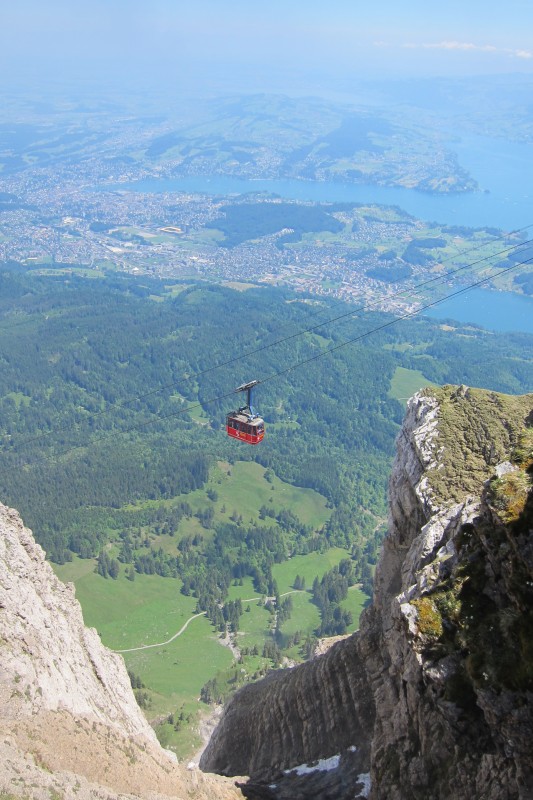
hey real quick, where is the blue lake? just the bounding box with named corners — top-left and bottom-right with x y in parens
top-left (106, 131), bottom-right (533, 334)
top-left (111, 133), bottom-right (533, 230)
top-left (425, 288), bottom-right (533, 334)
top-left (112, 173), bottom-right (533, 230)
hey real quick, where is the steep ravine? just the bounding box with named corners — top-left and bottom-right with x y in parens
top-left (0, 502), bottom-right (242, 800)
top-left (201, 632), bottom-right (374, 794)
top-left (201, 386), bottom-right (533, 799)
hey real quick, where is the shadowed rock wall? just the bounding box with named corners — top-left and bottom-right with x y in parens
top-left (201, 631), bottom-right (374, 782)
top-left (201, 387), bottom-right (533, 800)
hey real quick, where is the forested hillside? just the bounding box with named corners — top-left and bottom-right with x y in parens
top-left (1, 261), bottom-right (532, 753)
top-left (1, 261), bottom-right (532, 560)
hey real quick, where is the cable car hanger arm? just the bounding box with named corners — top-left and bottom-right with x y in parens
top-left (235, 379), bottom-right (261, 419)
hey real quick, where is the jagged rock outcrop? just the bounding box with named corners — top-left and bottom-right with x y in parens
top-left (201, 386), bottom-right (533, 799)
top-left (0, 502), bottom-right (242, 800)
top-left (364, 387), bottom-right (533, 800)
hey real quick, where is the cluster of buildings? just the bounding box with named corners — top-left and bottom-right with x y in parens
top-left (0, 151), bottom-right (439, 315)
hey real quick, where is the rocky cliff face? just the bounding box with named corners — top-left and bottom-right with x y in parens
top-left (201, 386), bottom-right (533, 800)
top-left (0, 502), bottom-right (242, 800)
top-left (200, 631), bottom-right (374, 796)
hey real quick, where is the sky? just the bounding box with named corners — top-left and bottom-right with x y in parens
top-left (2, 0), bottom-right (533, 95)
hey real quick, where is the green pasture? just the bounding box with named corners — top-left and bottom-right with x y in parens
top-left (226, 548), bottom-right (369, 642)
top-left (226, 576), bottom-right (257, 601)
top-left (271, 547), bottom-right (352, 591)
top-left (112, 457), bottom-right (330, 565)
top-left (123, 616), bottom-right (234, 756)
top-left (53, 560), bottom-right (234, 756)
top-left (144, 459), bottom-right (329, 552)
top-left (162, 283), bottom-right (194, 297)
top-left (221, 281), bottom-right (258, 291)
top-left (187, 228), bottom-right (225, 246)
top-left (53, 501), bottom-right (354, 758)
top-left (382, 342), bottom-right (414, 353)
top-left (53, 543), bottom-right (369, 758)
top-left (182, 460), bottom-right (329, 531)
top-left (341, 585), bottom-right (370, 628)
top-left (186, 401), bottom-right (210, 424)
top-left (226, 549), bottom-right (367, 643)
top-left (388, 366), bottom-right (434, 406)
top-left (235, 601), bottom-right (273, 652)
top-left (53, 562), bottom-right (198, 651)
top-left (278, 590), bottom-right (320, 640)
top-left (122, 615), bottom-right (233, 710)
top-left (54, 555), bottom-right (95, 582)
top-left (3, 391), bottom-right (31, 408)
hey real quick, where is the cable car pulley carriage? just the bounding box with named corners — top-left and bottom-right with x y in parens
top-left (226, 380), bottom-right (265, 445)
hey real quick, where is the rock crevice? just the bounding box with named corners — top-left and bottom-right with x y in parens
top-left (201, 387), bottom-right (533, 800)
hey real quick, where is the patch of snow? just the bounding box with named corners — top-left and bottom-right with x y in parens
top-left (348, 745), bottom-right (357, 752)
top-left (285, 754), bottom-right (340, 776)
top-left (356, 772), bottom-right (371, 798)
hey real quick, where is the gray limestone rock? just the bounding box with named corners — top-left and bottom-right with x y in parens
top-left (0, 502), bottom-right (242, 800)
top-left (201, 387), bottom-right (533, 800)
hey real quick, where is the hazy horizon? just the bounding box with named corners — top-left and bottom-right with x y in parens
top-left (2, 1), bottom-right (533, 99)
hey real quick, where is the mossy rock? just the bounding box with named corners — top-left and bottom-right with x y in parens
top-left (412, 596), bottom-right (443, 639)
top-left (420, 386), bottom-right (533, 505)
top-left (490, 470), bottom-right (531, 523)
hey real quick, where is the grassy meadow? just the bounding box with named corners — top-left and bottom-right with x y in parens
top-left (388, 365), bottom-right (435, 406)
top-left (53, 463), bottom-right (368, 759)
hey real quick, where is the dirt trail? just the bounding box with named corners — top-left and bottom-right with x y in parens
top-left (113, 590), bottom-right (305, 654)
top-left (114, 612), bottom-right (206, 653)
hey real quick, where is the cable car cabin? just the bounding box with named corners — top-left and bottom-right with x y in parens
top-left (226, 380), bottom-right (264, 444)
top-left (226, 411), bottom-right (265, 445)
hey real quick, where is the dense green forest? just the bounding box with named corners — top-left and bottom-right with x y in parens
top-left (206, 201), bottom-right (344, 247)
top-left (0, 261), bottom-right (532, 604)
top-left (1, 260), bottom-right (532, 753)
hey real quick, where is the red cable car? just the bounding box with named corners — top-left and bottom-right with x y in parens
top-left (226, 380), bottom-right (265, 445)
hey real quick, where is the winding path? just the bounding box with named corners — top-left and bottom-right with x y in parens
top-left (112, 589), bottom-right (305, 654)
top-left (114, 611), bottom-right (207, 653)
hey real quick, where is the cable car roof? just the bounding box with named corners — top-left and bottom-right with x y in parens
top-left (227, 411), bottom-right (264, 425)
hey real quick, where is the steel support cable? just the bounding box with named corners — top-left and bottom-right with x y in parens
top-left (3, 254), bottom-right (532, 475)
top-left (257, 256), bottom-right (533, 388)
top-left (8, 234), bottom-right (533, 452)
top-left (1, 220), bottom-right (532, 354)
